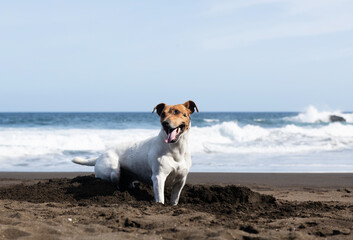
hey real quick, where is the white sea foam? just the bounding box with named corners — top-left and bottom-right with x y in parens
top-left (0, 128), bottom-right (157, 159)
top-left (254, 118), bottom-right (265, 122)
top-left (285, 105), bottom-right (353, 123)
top-left (0, 128), bottom-right (158, 171)
top-left (203, 118), bottom-right (219, 123)
top-left (1, 121), bottom-right (353, 171)
top-left (190, 121), bottom-right (353, 154)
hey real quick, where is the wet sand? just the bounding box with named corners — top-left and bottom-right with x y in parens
top-left (0, 172), bottom-right (352, 239)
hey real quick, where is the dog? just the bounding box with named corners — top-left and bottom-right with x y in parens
top-left (72, 100), bottom-right (198, 205)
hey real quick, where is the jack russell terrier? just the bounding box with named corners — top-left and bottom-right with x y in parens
top-left (72, 100), bottom-right (198, 205)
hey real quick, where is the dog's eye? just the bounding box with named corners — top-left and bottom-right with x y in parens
top-left (183, 114), bottom-right (187, 117)
top-left (174, 110), bottom-right (180, 115)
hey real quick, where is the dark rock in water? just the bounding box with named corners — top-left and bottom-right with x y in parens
top-left (329, 115), bottom-right (346, 122)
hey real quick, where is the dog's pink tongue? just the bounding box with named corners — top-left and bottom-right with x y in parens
top-left (165, 128), bottom-right (179, 143)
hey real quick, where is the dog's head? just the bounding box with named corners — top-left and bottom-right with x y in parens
top-left (152, 100), bottom-right (198, 144)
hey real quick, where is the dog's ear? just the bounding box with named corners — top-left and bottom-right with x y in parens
top-left (152, 103), bottom-right (166, 116)
top-left (184, 100), bottom-right (199, 114)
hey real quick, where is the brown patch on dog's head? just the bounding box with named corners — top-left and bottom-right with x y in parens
top-left (152, 100), bottom-right (199, 143)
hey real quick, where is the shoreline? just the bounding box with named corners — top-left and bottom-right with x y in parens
top-left (1, 172), bottom-right (353, 188)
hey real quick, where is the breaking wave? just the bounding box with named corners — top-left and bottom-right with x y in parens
top-left (1, 120), bottom-right (353, 171)
top-left (285, 106), bottom-right (353, 123)
top-left (191, 121), bottom-right (353, 154)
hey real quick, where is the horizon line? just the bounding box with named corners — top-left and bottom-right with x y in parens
top-left (0, 110), bottom-right (352, 113)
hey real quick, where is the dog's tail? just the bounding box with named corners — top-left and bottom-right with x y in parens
top-left (72, 156), bottom-right (99, 166)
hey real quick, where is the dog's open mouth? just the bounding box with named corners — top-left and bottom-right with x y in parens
top-left (164, 124), bottom-right (185, 143)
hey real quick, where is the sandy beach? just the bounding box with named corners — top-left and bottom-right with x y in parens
top-left (0, 172), bottom-right (352, 240)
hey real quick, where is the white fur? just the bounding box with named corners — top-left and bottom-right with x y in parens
top-left (72, 126), bottom-right (192, 205)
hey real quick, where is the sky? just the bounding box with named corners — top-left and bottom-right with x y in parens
top-left (1, 0), bottom-right (353, 112)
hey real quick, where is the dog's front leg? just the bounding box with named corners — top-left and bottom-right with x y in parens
top-left (170, 176), bottom-right (187, 205)
top-left (151, 173), bottom-right (168, 204)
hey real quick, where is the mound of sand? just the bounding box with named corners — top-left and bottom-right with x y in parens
top-left (0, 175), bottom-right (275, 205)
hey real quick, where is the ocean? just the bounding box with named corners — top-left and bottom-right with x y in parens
top-left (1, 106), bottom-right (352, 172)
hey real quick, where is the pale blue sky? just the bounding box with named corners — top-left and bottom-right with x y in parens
top-left (1, 0), bottom-right (353, 112)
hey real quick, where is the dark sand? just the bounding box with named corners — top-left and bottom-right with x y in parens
top-left (0, 172), bottom-right (352, 239)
